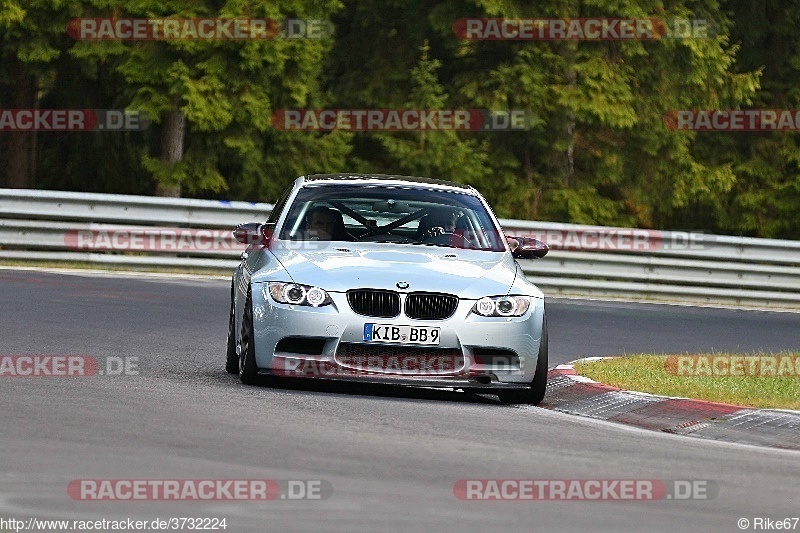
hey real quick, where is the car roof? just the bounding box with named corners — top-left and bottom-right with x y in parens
top-left (299, 173), bottom-right (476, 193)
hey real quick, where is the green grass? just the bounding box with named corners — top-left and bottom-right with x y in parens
top-left (574, 353), bottom-right (800, 410)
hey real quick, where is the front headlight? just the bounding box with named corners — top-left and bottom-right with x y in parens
top-left (472, 296), bottom-right (530, 317)
top-left (266, 282), bottom-right (332, 307)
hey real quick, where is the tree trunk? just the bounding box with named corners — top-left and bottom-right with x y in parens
top-left (564, 69), bottom-right (576, 188)
top-left (154, 108), bottom-right (185, 197)
top-left (4, 60), bottom-right (36, 188)
top-left (524, 148), bottom-right (540, 219)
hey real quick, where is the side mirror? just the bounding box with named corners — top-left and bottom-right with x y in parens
top-left (506, 235), bottom-right (549, 259)
top-left (233, 222), bottom-right (275, 246)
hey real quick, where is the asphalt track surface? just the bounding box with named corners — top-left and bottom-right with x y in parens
top-left (1, 268), bottom-right (798, 532)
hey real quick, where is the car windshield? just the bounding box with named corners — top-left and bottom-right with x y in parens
top-left (278, 183), bottom-right (506, 251)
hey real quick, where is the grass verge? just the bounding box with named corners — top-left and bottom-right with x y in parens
top-left (573, 353), bottom-right (800, 410)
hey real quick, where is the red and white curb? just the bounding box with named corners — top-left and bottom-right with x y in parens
top-left (540, 358), bottom-right (800, 451)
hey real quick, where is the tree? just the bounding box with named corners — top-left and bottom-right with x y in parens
top-left (0, 0), bottom-right (82, 188)
top-left (706, 0), bottom-right (800, 238)
top-left (72, 0), bottom-right (345, 197)
top-left (365, 41), bottom-right (493, 185)
top-left (440, 0), bottom-right (760, 226)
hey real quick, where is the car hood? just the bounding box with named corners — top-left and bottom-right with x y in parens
top-left (258, 242), bottom-right (523, 299)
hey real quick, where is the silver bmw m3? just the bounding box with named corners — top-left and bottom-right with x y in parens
top-left (226, 174), bottom-right (550, 404)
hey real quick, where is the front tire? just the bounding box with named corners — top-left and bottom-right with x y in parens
top-left (498, 315), bottom-right (548, 405)
top-left (239, 287), bottom-right (260, 385)
top-left (225, 281), bottom-right (239, 375)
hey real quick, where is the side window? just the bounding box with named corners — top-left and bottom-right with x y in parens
top-left (266, 187), bottom-right (292, 224)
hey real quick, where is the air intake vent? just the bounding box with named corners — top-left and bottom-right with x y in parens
top-left (405, 292), bottom-right (459, 320)
top-left (336, 343), bottom-right (464, 374)
top-left (347, 289), bottom-right (400, 318)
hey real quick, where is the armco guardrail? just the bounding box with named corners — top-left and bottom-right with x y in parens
top-left (1, 188), bottom-right (799, 309)
top-left (497, 219), bottom-right (800, 308)
top-left (0, 188), bottom-right (272, 227)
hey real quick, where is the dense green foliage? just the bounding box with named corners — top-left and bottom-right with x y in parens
top-left (1, 0), bottom-right (797, 237)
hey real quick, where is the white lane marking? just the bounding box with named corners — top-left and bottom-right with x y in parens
top-left (546, 295), bottom-right (800, 314)
top-left (0, 265), bottom-right (228, 281)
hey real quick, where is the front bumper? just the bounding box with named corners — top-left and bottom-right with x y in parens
top-left (249, 283), bottom-right (545, 387)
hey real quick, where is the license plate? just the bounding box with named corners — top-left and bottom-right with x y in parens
top-left (363, 324), bottom-right (440, 345)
